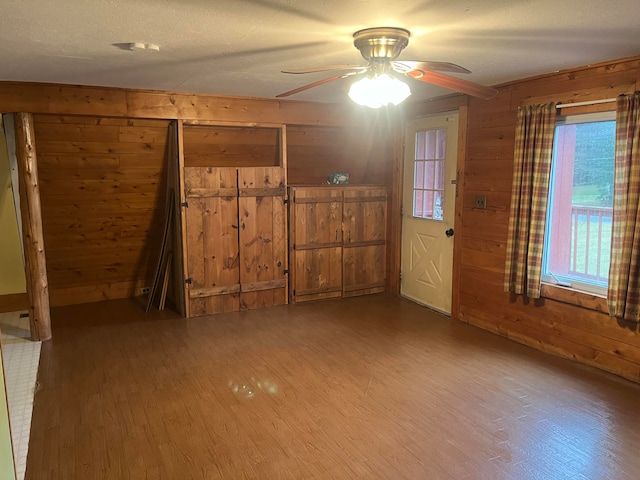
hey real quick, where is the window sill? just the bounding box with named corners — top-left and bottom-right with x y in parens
top-left (540, 283), bottom-right (609, 314)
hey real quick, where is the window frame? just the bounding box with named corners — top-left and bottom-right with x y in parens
top-left (541, 110), bottom-right (616, 298)
top-left (411, 127), bottom-right (447, 221)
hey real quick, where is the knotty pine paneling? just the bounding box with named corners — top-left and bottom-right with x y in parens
top-left (33, 115), bottom-right (170, 306)
top-left (287, 115), bottom-right (394, 186)
top-left (183, 125), bottom-right (280, 168)
top-left (0, 82), bottom-right (339, 125)
top-left (0, 80), bottom-right (398, 192)
top-left (0, 82), bottom-right (399, 309)
top-left (455, 56), bottom-right (640, 383)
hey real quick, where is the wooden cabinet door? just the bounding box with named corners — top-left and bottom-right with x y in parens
top-left (184, 167), bottom-right (240, 316)
top-left (342, 188), bottom-right (387, 297)
top-left (290, 187), bottom-right (343, 302)
top-left (238, 167), bottom-right (287, 310)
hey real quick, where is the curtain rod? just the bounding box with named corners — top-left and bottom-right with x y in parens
top-left (556, 98), bottom-right (617, 109)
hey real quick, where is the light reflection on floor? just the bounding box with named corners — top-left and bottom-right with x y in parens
top-left (229, 377), bottom-right (279, 399)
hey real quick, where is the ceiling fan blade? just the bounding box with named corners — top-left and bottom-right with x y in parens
top-left (282, 64), bottom-right (367, 74)
top-left (392, 61), bottom-right (471, 75)
top-left (406, 69), bottom-right (498, 99)
top-left (276, 71), bottom-right (361, 98)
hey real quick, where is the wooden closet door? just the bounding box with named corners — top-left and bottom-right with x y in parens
top-left (237, 167), bottom-right (287, 310)
top-left (184, 167), bottom-right (240, 316)
top-left (290, 187), bottom-right (343, 303)
top-left (342, 188), bottom-right (387, 297)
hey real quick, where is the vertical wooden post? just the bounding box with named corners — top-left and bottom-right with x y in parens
top-left (452, 104), bottom-right (469, 322)
top-left (14, 112), bottom-right (52, 341)
top-left (388, 110), bottom-right (404, 295)
top-left (176, 119), bottom-right (191, 318)
top-left (280, 124), bottom-right (289, 304)
top-left (167, 121), bottom-right (187, 317)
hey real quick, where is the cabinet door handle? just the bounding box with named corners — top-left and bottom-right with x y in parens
top-left (348, 230), bottom-right (351, 242)
top-left (335, 229), bottom-right (338, 241)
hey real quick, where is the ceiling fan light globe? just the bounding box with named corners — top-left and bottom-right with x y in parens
top-left (348, 74), bottom-right (411, 108)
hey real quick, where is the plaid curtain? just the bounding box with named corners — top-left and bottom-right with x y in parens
top-left (504, 103), bottom-right (556, 298)
top-left (608, 92), bottom-right (640, 322)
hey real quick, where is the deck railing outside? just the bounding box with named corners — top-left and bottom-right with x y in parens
top-left (569, 205), bottom-right (612, 283)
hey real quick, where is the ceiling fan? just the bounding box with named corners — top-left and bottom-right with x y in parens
top-left (276, 27), bottom-right (498, 105)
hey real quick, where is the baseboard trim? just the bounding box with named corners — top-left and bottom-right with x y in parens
top-left (0, 292), bottom-right (28, 313)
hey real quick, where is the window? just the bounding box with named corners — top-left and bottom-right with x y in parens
top-left (412, 128), bottom-right (446, 220)
top-left (542, 111), bottom-right (616, 295)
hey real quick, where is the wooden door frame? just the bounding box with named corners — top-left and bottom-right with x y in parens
top-left (452, 106), bottom-right (468, 322)
top-left (393, 96), bottom-right (469, 321)
top-left (280, 125), bottom-right (289, 304)
top-left (176, 119), bottom-right (189, 317)
top-left (178, 120), bottom-right (289, 317)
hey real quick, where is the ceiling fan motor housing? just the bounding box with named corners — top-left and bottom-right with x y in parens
top-left (353, 27), bottom-right (410, 61)
top-left (277, 26), bottom-right (498, 101)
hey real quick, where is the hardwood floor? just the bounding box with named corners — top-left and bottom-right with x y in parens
top-left (26, 295), bottom-right (640, 479)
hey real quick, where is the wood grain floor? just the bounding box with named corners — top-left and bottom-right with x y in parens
top-left (26, 295), bottom-right (640, 479)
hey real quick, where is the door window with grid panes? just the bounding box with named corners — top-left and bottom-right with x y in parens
top-left (412, 128), bottom-right (446, 220)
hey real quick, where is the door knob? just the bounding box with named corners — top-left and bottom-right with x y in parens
top-left (445, 228), bottom-right (454, 237)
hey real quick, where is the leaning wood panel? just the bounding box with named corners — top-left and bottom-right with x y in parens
top-left (166, 121), bottom-right (186, 316)
top-left (238, 167), bottom-right (287, 310)
top-left (14, 113), bottom-right (51, 340)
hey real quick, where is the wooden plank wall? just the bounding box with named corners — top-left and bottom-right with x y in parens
top-left (33, 115), bottom-right (170, 306)
top-left (183, 125), bottom-right (280, 168)
top-left (0, 83), bottom-right (355, 126)
top-left (0, 83), bottom-right (399, 307)
top-left (288, 111), bottom-right (394, 186)
top-left (456, 56), bottom-right (640, 382)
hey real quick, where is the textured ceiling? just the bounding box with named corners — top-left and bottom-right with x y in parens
top-left (0, 0), bottom-right (638, 104)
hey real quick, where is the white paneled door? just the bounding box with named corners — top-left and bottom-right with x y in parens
top-left (401, 113), bottom-right (458, 314)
